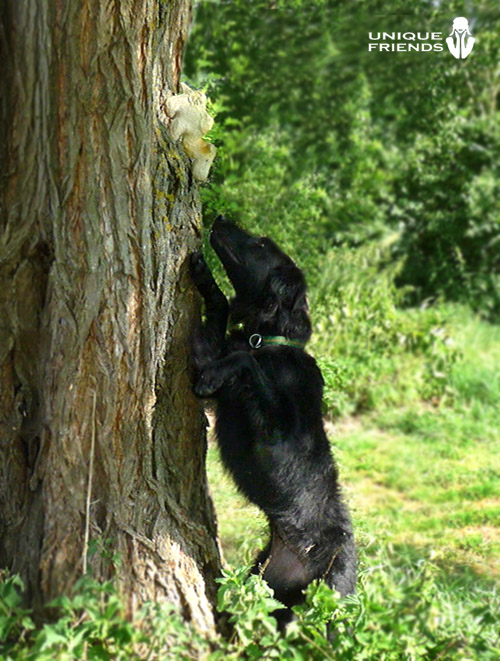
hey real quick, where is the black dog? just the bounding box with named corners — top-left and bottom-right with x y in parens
top-left (190, 217), bottom-right (356, 624)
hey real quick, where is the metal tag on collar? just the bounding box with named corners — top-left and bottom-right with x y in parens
top-left (248, 333), bottom-right (263, 349)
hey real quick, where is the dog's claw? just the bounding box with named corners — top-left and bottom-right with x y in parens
top-left (190, 251), bottom-right (213, 287)
top-left (190, 251), bottom-right (206, 275)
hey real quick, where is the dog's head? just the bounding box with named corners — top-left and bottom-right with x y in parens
top-left (210, 216), bottom-right (311, 341)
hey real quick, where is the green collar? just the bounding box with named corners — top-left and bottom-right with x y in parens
top-left (248, 333), bottom-right (307, 350)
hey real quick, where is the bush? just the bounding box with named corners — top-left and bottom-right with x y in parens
top-left (310, 241), bottom-right (459, 416)
top-left (0, 572), bottom-right (210, 660)
top-left (392, 117), bottom-right (500, 320)
top-left (4, 560), bottom-right (498, 660)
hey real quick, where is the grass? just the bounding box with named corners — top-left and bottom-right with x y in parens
top-left (206, 306), bottom-right (500, 657)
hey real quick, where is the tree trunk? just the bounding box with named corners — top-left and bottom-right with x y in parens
top-left (0, 0), bottom-right (220, 632)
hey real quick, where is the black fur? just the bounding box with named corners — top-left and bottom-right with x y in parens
top-left (190, 216), bottom-right (356, 624)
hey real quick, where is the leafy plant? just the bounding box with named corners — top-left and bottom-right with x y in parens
top-left (0, 573), bottom-right (210, 660)
top-left (311, 241), bottom-right (459, 415)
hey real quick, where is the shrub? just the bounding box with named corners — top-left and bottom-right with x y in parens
top-left (310, 241), bottom-right (459, 416)
top-left (392, 116), bottom-right (500, 320)
top-left (0, 572), bottom-right (210, 660)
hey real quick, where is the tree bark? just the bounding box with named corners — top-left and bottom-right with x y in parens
top-left (0, 0), bottom-right (220, 632)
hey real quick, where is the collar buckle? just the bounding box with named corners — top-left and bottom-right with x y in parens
top-left (248, 333), bottom-right (263, 349)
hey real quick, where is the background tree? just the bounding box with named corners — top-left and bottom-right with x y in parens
top-left (0, 0), bottom-right (220, 631)
top-left (186, 0), bottom-right (500, 318)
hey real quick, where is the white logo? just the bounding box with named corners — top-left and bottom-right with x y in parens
top-left (446, 17), bottom-right (475, 59)
top-left (367, 32), bottom-right (443, 53)
top-left (367, 17), bottom-right (476, 58)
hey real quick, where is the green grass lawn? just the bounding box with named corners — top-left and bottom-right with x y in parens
top-left (207, 309), bottom-right (500, 658)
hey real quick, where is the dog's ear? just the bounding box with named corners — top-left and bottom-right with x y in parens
top-left (268, 265), bottom-right (307, 311)
top-left (268, 265), bottom-right (311, 339)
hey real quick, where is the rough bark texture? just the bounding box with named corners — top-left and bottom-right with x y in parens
top-left (0, 0), bottom-right (220, 632)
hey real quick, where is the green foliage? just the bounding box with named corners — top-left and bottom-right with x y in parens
top-left (212, 560), bottom-right (500, 659)
top-left (392, 116), bottom-right (500, 318)
top-left (200, 123), bottom-right (330, 281)
top-left (214, 561), bottom-right (499, 658)
top-left (215, 567), bottom-right (286, 658)
top-left (0, 573), bottom-right (210, 660)
top-left (185, 0), bottom-right (499, 419)
top-left (311, 240), bottom-right (459, 415)
top-left (186, 0), bottom-right (500, 319)
top-left (0, 574), bottom-right (34, 652)
top-left (4, 560), bottom-right (498, 659)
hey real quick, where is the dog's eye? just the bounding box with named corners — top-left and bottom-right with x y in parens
top-left (255, 239), bottom-right (266, 248)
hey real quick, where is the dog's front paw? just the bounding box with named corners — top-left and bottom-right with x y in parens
top-left (190, 252), bottom-right (211, 289)
top-left (194, 367), bottom-right (224, 397)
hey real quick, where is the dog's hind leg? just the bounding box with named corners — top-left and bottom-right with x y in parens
top-left (250, 534), bottom-right (311, 632)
